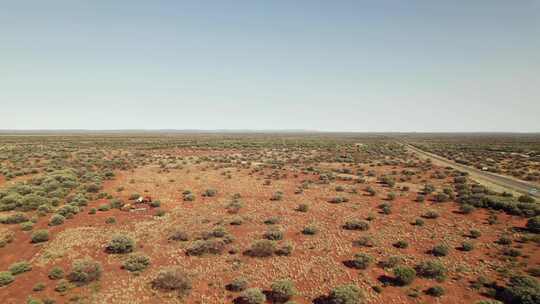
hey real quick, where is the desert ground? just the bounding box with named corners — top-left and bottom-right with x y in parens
top-left (0, 133), bottom-right (538, 304)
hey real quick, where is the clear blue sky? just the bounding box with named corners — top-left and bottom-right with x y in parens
top-left (1, 1), bottom-right (539, 131)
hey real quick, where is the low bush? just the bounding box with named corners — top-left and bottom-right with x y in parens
top-left (501, 275), bottom-right (540, 304)
top-left (353, 236), bottom-right (374, 247)
top-left (263, 228), bottom-right (284, 240)
top-left (239, 288), bottom-right (266, 304)
top-left (343, 220), bottom-right (369, 231)
top-left (275, 242), bottom-right (293, 256)
top-left (9, 261), bottom-right (32, 275)
top-left (151, 268), bottom-right (192, 296)
top-left (426, 286), bottom-right (445, 297)
top-left (169, 230), bottom-right (189, 241)
top-left (246, 240), bottom-right (276, 257)
top-left (227, 277), bottom-right (248, 292)
top-left (328, 284), bottom-right (363, 304)
top-left (105, 235), bottom-right (135, 254)
top-left (31, 230), bottom-right (49, 243)
top-left (393, 266), bottom-right (416, 286)
top-left (48, 267), bottom-right (64, 280)
top-left (122, 254), bottom-right (150, 272)
top-left (186, 239), bottom-right (225, 256)
top-left (48, 214), bottom-right (65, 226)
top-left (302, 225), bottom-right (318, 235)
top-left (461, 242), bottom-right (474, 252)
top-left (67, 258), bottom-right (102, 285)
top-left (431, 244), bottom-right (449, 257)
top-left (394, 240), bottom-right (409, 249)
top-left (526, 216), bottom-right (540, 233)
top-left (270, 279), bottom-right (296, 302)
top-left (0, 271), bottom-right (14, 287)
top-left (296, 203), bottom-right (309, 212)
top-left (416, 260), bottom-right (447, 281)
top-left (349, 253), bottom-right (373, 270)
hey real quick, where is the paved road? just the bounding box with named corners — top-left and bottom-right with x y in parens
top-left (403, 143), bottom-right (539, 198)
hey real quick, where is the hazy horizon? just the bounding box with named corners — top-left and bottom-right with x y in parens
top-left (2, 1), bottom-right (539, 132)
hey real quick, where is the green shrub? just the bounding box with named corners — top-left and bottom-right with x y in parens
top-left (227, 277), bottom-right (248, 292)
top-left (151, 268), bottom-right (192, 296)
top-left (461, 242), bottom-right (474, 251)
top-left (296, 204), bottom-right (309, 212)
top-left (0, 271), bottom-right (14, 287)
top-left (9, 261), bottom-right (32, 275)
top-left (239, 288), bottom-right (266, 304)
top-left (423, 210), bottom-right (439, 219)
top-left (32, 282), bottom-right (46, 292)
top-left (470, 229), bottom-right (482, 239)
top-left (432, 244), bottom-right (449, 257)
top-left (416, 260), bottom-right (447, 281)
top-left (31, 230), bottom-right (49, 243)
top-left (48, 267), bottom-right (64, 280)
top-left (413, 218), bottom-right (425, 226)
top-left (460, 204), bottom-right (475, 214)
top-left (349, 253), bottom-right (372, 270)
top-left (1, 213), bottom-right (29, 224)
top-left (393, 266), bottom-right (416, 286)
top-left (105, 235), bottom-right (135, 254)
top-left (246, 240), bottom-right (275, 257)
top-left (343, 220), bottom-right (369, 231)
top-left (67, 258), bottom-right (102, 285)
top-left (122, 254), bottom-right (150, 272)
top-left (264, 216), bottom-right (281, 225)
top-left (426, 286), bottom-right (445, 297)
top-left (302, 225), bottom-right (318, 235)
top-left (394, 240), bottom-right (408, 249)
top-left (202, 189), bottom-right (218, 197)
top-left (169, 230), bottom-right (189, 241)
top-left (328, 284), bottom-right (363, 304)
top-left (54, 279), bottom-right (70, 292)
top-left (353, 236), bottom-right (374, 248)
top-left (526, 216), bottom-right (540, 233)
top-left (263, 228), bottom-right (284, 240)
top-left (275, 242), bottom-right (293, 256)
top-left (501, 275), bottom-right (540, 304)
top-left (186, 239), bottom-right (224, 256)
top-left (270, 279), bottom-right (296, 302)
top-left (20, 221), bottom-right (34, 231)
top-left (48, 214), bottom-right (65, 226)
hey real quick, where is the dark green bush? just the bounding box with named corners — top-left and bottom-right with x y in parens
top-left (393, 266), bottom-right (416, 286)
top-left (48, 267), bottom-right (64, 280)
top-left (246, 240), bottom-right (276, 257)
top-left (526, 216), bottom-right (540, 233)
top-left (270, 279), bottom-right (296, 302)
top-left (343, 220), bottom-right (369, 231)
top-left (151, 268), bottom-right (192, 296)
top-left (501, 275), bottom-right (540, 304)
top-left (328, 284), bottom-right (363, 304)
top-left (0, 271), bottom-right (14, 287)
top-left (416, 260), bottom-right (447, 281)
top-left (426, 286), bottom-right (445, 297)
top-left (31, 230), bottom-right (49, 243)
top-left (239, 288), bottom-right (266, 304)
top-left (349, 253), bottom-right (373, 270)
top-left (67, 258), bottom-right (102, 285)
top-left (9, 261), bottom-right (32, 275)
top-left (122, 254), bottom-right (150, 272)
top-left (432, 244), bottom-right (449, 257)
top-left (105, 235), bottom-right (135, 254)
top-left (186, 239), bottom-right (225, 256)
top-left (227, 277), bottom-right (248, 292)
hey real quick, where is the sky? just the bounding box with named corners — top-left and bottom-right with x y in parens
top-left (1, 1), bottom-right (539, 132)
